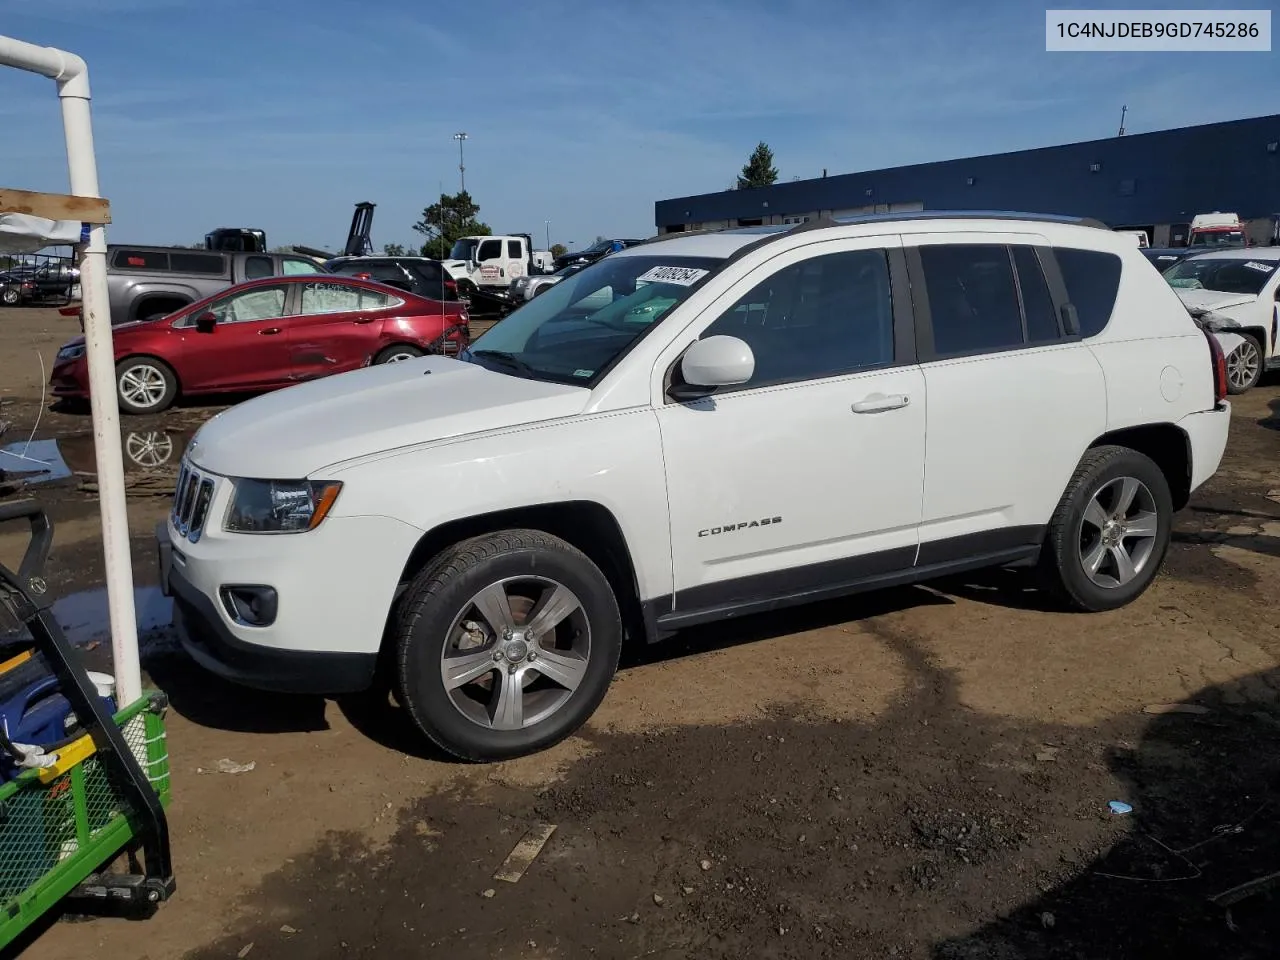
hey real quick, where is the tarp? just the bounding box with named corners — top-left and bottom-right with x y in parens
top-left (0, 213), bottom-right (82, 254)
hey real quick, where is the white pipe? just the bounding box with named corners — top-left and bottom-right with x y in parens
top-left (0, 35), bottom-right (142, 706)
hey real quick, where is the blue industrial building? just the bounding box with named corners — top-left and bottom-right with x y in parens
top-left (654, 114), bottom-right (1280, 247)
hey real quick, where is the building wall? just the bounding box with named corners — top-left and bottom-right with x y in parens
top-left (655, 114), bottom-right (1280, 237)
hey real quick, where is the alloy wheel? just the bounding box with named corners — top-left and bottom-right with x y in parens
top-left (1226, 339), bottom-right (1261, 392)
top-left (1077, 476), bottom-right (1159, 588)
top-left (118, 363), bottom-right (168, 410)
top-left (440, 576), bottom-right (591, 731)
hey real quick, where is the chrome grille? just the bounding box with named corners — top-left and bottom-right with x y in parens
top-left (171, 462), bottom-right (216, 542)
top-left (188, 479), bottom-right (214, 541)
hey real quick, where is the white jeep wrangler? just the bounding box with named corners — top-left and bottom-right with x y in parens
top-left (159, 213), bottom-right (1232, 761)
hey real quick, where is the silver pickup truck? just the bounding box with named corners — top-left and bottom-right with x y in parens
top-left (106, 246), bottom-right (324, 324)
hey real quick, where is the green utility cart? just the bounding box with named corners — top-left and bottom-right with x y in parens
top-left (0, 499), bottom-right (175, 951)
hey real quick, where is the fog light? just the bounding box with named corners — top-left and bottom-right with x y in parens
top-left (219, 585), bottom-right (278, 627)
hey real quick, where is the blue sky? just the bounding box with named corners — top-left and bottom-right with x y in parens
top-left (3, 0), bottom-right (1278, 252)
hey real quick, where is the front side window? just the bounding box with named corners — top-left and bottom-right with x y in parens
top-left (208, 285), bottom-right (288, 324)
top-left (920, 244), bottom-right (1023, 355)
top-left (244, 255), bottom-right (273, 280)
top-left (1165, 256), bottom-right (1276, 296)
top-left (701, 249), bottom-right (894, 390)
top-left (477, 239), bottom-right (502, 262)
top-left (462, 255), bottom-right (721, 386)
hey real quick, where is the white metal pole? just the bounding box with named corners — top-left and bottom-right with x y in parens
top-left (0, 36), bottom-right (142, 705)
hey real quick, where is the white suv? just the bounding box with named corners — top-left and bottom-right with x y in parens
top-left (158, 213), bottom-right (1232, 761)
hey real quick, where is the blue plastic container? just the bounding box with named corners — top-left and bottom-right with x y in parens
top-left (0, 659), bottom-right (116, 782)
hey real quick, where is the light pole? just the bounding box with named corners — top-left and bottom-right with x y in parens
top-left (453, 132), bottom-right (468, 193)
top-left (544, 220), bottom-right (551, 250)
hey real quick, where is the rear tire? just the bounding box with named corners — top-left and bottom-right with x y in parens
top-left (115, 357), bottom-right (177, 415)
top-left (1225, 334), bottom-right (1263, 394)
top-left (1, 287), bottom-right (20, 306)
top-left (393, 529), bottom-right (622, 762)
top-left (1038, 445), bottom-right (1172, 612)
top-left (374, 344), bottom-right (424, 364)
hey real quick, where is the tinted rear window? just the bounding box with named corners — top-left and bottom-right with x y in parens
top-left (112, 249), bottom-right (169, 270)
top-left (169, 252), bottom-right (226, 274)
top-left (1055, 248), bottom-right (1122, 337)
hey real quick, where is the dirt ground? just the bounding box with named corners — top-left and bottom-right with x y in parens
top-left (2, 306), bottom-right (1279, 960)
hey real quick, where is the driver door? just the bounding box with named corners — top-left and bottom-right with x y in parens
top-left (653, 238), bottom-right (927, 619)
top-left (179, 283), bottom-right (294, 391)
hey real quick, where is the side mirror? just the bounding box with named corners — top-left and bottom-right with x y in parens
top-left (195, 311), bottom-right (217, 333)
top-left (670, 335), bottom-right (755, 400)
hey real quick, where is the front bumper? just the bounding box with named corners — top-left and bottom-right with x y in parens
top-left (49, 358), bottom-right (88, 397)
top-left (155, 504), bottom-right (416, 694)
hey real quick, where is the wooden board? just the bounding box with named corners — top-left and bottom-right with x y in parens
top-left (0, 187), bottom-right (111, 224)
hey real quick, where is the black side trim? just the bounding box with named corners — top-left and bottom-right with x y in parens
top-left (887, 246), bottom-right (917, 365)
top-left (166, 561), bottom-right (376, 695)
top-left (916, 524), bottom-right (1045, 566)
top-left (650, 526), bottom-right (1044, 633)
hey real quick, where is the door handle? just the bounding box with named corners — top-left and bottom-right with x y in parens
top-left (851, 393), bottom-right (910, 414)
top-left (353, 317), bottom-right (375, 324)
top-left (259, 327), bottom-right (282, 336)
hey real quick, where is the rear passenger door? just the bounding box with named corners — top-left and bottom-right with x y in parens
top-left (903, 234), bottom-right (1107, 561)
top-left (288, 280), bottom-right (400, 379)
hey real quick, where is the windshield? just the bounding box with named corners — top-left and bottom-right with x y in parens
top-left (1165, 257), bottom-right (1277, 295)
top-left (449, 239), bottom-right (480, 261)
top-left (461, 254), bottom-right (721, 385)
top-left (1190, 230), bottom-right (1245, 247)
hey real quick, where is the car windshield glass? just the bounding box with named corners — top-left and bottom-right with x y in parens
top-left (1165, 257), bottom-right (1277, 295)
top-left (449, 239), bottom-right (480, 260)
top-left (460, 255), bottom-right (722, 386)
top-left (1190, 230), bottom-right (1245, 247)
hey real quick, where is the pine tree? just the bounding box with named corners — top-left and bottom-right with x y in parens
top-left (736, 142), bottom-right (779, 190)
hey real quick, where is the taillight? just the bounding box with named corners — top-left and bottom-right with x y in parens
top-left (1204, 328), bottom-right (1227, 404)
top-left (59, 305), bottom-right (81, 317)
top-left (444, 279), bottom-right (457, 292)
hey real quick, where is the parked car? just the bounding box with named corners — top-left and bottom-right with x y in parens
top-left (323, 256), bottom-right (462, 301)
top-left (101, 246), bottom-right (326, 325)
top-left (509, 261), bottom-right (589, 302)
top-left (0, 262), bottom-right (77, 305)
top-left (51, 274), bottom-right (469, 414)
top-left (1142, 247), bottom-right (1196, 271)
top-left (156, 212), bottom-right (1229, 762)
top-left (552, 237), bottom-right (643, 271)
top-left (1164, 248), bottom-right (1280, 393)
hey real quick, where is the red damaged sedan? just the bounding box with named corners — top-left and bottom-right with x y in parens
top-left (51, 275), bottom-right (469, 414)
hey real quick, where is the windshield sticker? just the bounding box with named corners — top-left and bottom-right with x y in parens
top-left (635, 265), bottom-right (710, 287)
top-left (1243, 261), bottom-right (1275, 273)
top-left (572, 369), bottom-right (594, 378)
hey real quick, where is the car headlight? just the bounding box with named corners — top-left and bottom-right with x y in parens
top-left (56, 343), bottom-right (85, 361)
top-left (224, 479), bottom-right (342, 534)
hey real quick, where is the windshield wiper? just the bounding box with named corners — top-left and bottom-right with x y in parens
top-left (469, 349), bottom-right (539, 378)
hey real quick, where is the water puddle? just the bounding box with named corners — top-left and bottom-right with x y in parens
top-left (50, 585), bottom-right (175, 652)
top-left (0, 428), bottom-right (192, 493)
top-left (0, 438), bottom-right (73, 485)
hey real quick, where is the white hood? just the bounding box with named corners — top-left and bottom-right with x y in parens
top-left (187, 357), bottom-right (589, 478)
top-left (1174, 289), bottom-right (1258, 313)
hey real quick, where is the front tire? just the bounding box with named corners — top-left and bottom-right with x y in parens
top-left (1038, 445), bottom-right (1172, 612)
top-left (1225, 334), bottom-right (1263, 394)
top-left (1, 287), bottom-right (20, 306)
top-left (393, 530), bottom-right (621, 762)
top-left (115, 357), bottom-right (177, 414)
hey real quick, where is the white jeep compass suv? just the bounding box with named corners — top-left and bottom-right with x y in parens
top-left (158, 213), bottom-right (1232, 761)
